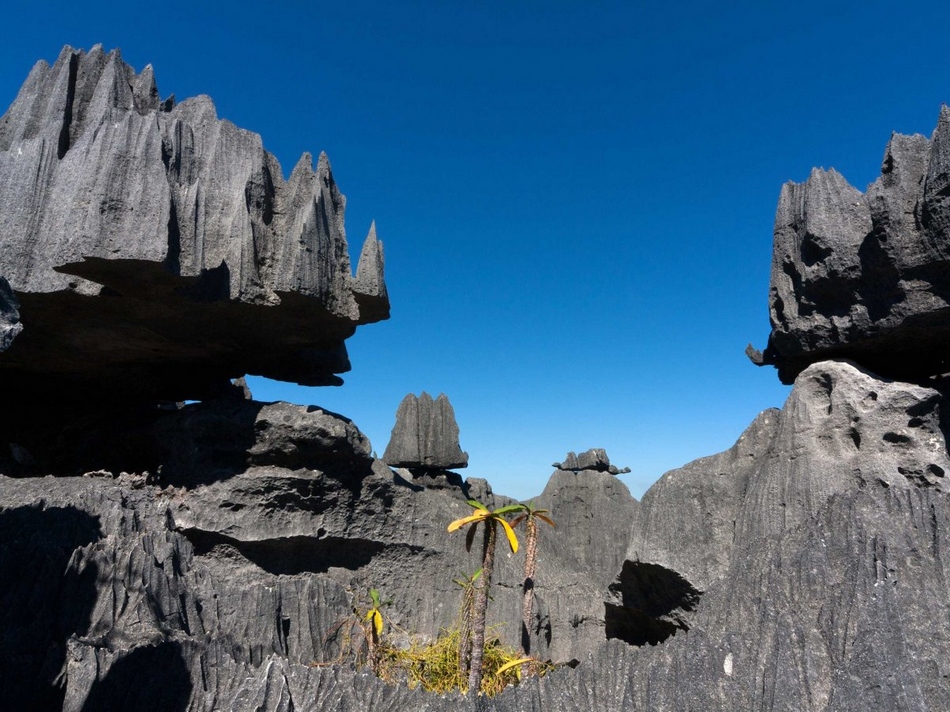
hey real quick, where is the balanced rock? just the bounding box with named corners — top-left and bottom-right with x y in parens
top-left (0, 45), bottom-right (389, 406)
top-left (552, 447), bottom-right (630, 474)
top-left (382, 392), bottom-right (468, 470)
top-left (750, 107), bottom-right (950, 384)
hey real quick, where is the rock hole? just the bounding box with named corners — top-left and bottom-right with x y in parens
top-left (849, 427), bottom-right (862, 449)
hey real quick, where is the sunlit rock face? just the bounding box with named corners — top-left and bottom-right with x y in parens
top-left (750, 108), bottom-right (950, 384)
top-left (597, 360), bottom-right (950, 711)
top-left (0, 44), bottom-right (389, 408)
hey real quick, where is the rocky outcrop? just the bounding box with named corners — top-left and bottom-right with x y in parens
top-left (6, 46), bottom-right (950, 712)
top-left (552, 448), bottom-right (630, 475)
top-left (597, 359), bottom-right (950, 710)
top-left (382, 392), bottom-right (469, 470)
top-left (750, 107), bottom-right (950, 383)
top-left (0, 392), bottom-right (612, 709)
top-left (534, 453), bottom-right (638, 595)
top-left (0, 45), bottom-right (388, 405)
top-left (8, 360), bottom-right (947, 711)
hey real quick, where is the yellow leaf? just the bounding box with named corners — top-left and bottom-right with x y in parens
top-left (498, 517), bottom-right (519, 553)
top-left (495, 657), bottom-right (532, 678)
top-left (447, 512), bottom-right (487, 532)
top-left (367, 609), bottom-right (383, 636)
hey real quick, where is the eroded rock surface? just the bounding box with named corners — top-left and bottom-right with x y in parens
top-left (600, 360), bottom-right (950, 710)
top-left (751, 107), bottom-right (950, 383)
top-left (535, 457), bottom-right (639, 595)
top-left (8, 361), bottom-right (947, 710)
top-left (0, 45), bottom-right (389, 405)
top-left (0, 398), bottom-right (610, 710)
top-left (382, 392), bottom-right (469, 470)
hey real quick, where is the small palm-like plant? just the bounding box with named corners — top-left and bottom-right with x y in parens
top-left (510, 502), bottom-right (555, 657)
top-left (448, 499), bottom-right (522, 694)
top-left (364, 588), bottom-right (390, 671)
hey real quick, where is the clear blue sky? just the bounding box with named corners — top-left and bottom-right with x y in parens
top-left (4, 1), bottom-right (950, 500)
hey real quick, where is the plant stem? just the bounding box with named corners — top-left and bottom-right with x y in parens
top-left (521, 516), bottom-right (538, 658)
top-left (468, 520), bottom-right (496, 694)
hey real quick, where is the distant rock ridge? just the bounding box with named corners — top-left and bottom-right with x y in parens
top-left (552, 448), bottom-right (630, 474)
top-left (750, 106), bottom-right (950, 384)
top-left (0, 44), bottom-right (389, 405)
top-left (382, 392), bottom-right (469, 470)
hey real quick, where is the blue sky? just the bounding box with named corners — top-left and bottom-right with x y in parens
top-left (4, 1), bottom-right (950, 500)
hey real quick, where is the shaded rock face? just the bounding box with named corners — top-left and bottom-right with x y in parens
top-left (1, 392), bottom-right (375, 480)
top-left (752, 107), bottom-right (950, 384)
top-left (0, 45), bottom-right (389, 405)
top-left (0, 446), bottom-right (610, 710)
top-left (382, 392), bottom-right (469, 470)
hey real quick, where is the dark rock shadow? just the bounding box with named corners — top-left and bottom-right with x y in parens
top-left (0, 504), bottom-right (102, 711)
top-left (81, 641), bottom-right (192, 712)
top-left (857, 230), bottom-right (903, 323)
top-left (3, 397), bottom-right (376, 489)
top-left (183, 528), bottom-right (421, 575)
top-left (605, 560), bottom-right (702, 646)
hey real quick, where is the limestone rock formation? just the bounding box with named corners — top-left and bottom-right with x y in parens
top-left (599, 360), bottom-right (950, 710)
top-left (535, 452), bottom-right (638, 595)
top-left (6, 46), bottom-right (950, 712)
top-left (7, 360), bottom-right (947, 711)
top-left (382, 392), bottom-right (469, 470)
top-left (0, 406), bottom-right (611, 710)
top-left (552, 448), bottom-right (631, 474)
top-left (750, 107), bottom-right (950, 383)
top-left (0, 45), bottom-right (389, 406)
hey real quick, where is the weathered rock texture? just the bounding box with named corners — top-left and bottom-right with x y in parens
top-left (751, 107), bottom-right (950, 384)
top-left (8, 360), bottom-right (949, 710)
top-left (0, 45), bottom-right (388, 405)
top-left (6, 47), bottom-right (950, 712)
top-left (382, 392), bottom-right (469, 470)
top-left (600, 359), bottom-right (950, 710)
top-left (0, 410), bottom-right (613, 710)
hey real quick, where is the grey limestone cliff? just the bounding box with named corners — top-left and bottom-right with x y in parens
top-left (6, 360), bottom-right (948, 710)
